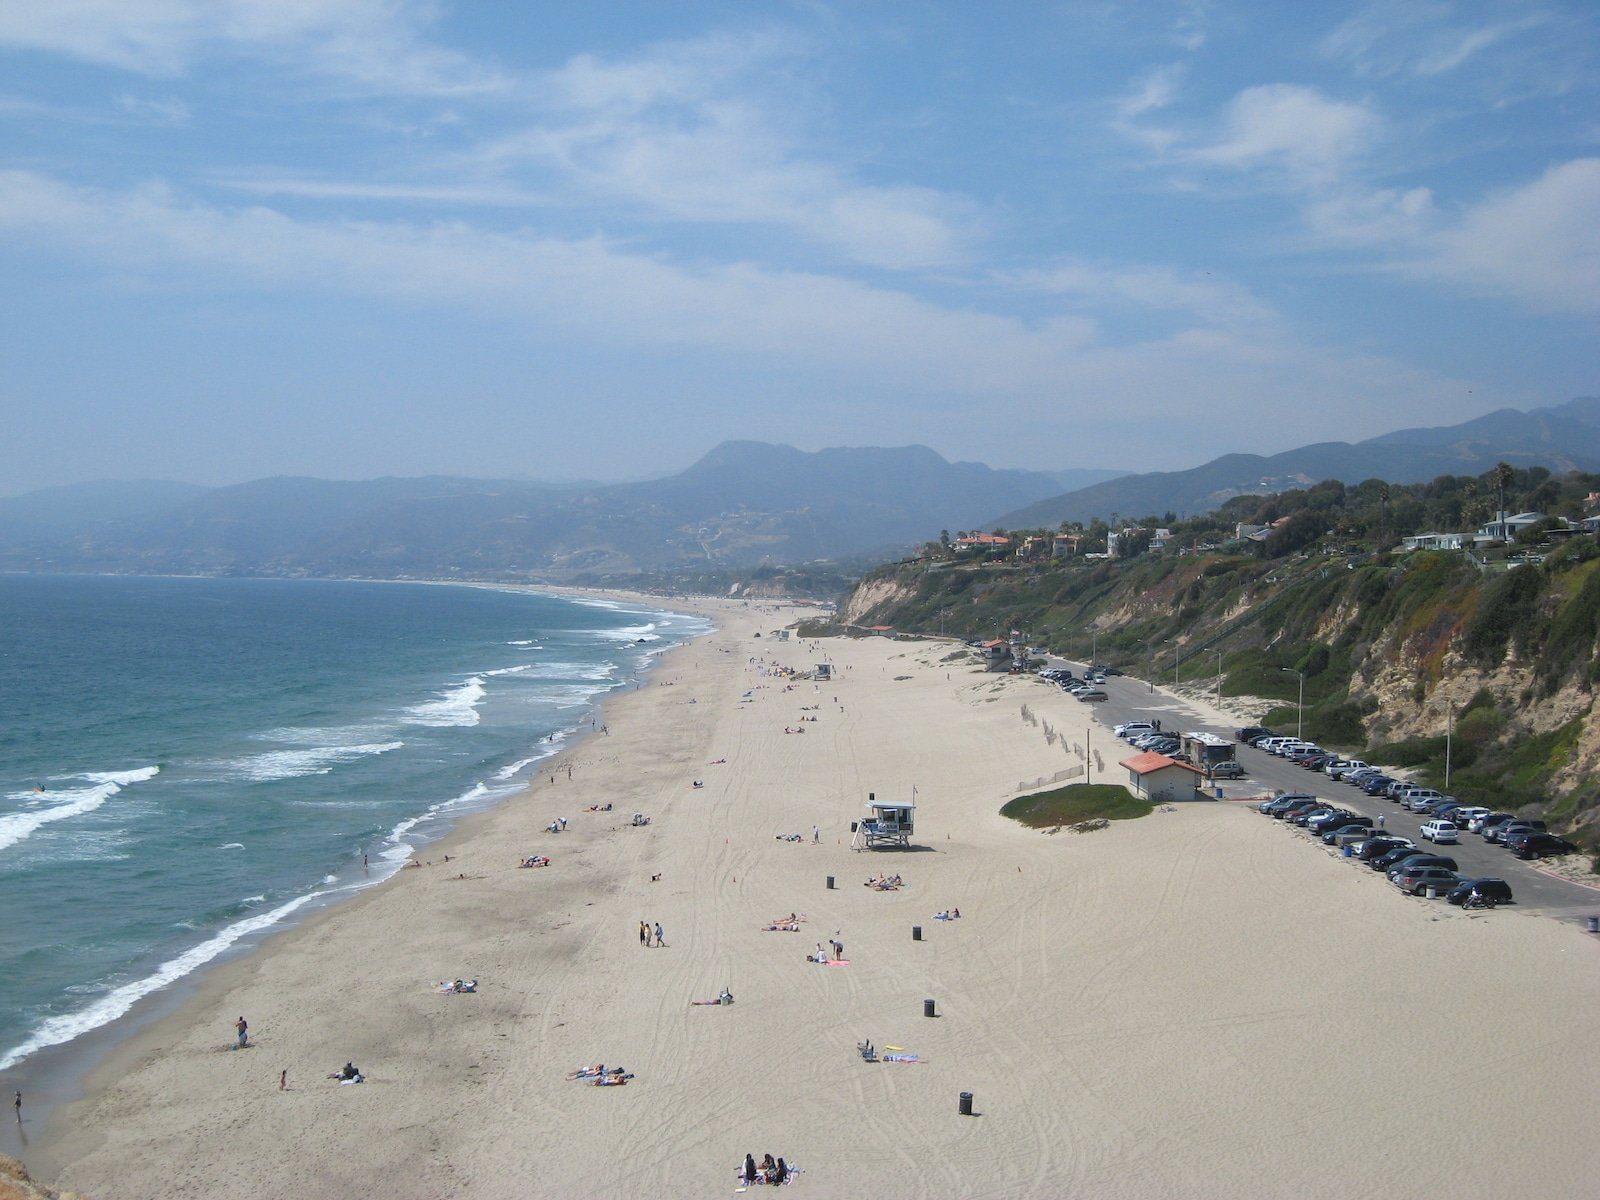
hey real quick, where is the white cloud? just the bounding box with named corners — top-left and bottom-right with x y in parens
top-left (1005, 261), bottom-right (1279, 332)
top-left (467, 32), bottom-right (976, 270)
top-left (209, 176), bottom-right (540, 207)
top-left (1409, 157), bottom-right (1600, 314)
top-left (0, 169), bottom-right (1474, 443)
top-left (115, 93), bottom-right (190, 125)
top-left (0, 0), bottom-right (505, 95)
top-left (1192, 84), bottom-right (1380, 184)
top-left (1112, 64), bottom-right (1185, 151)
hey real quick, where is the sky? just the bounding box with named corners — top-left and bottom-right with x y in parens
top-left (1, 1), bottom-right (1597, 494)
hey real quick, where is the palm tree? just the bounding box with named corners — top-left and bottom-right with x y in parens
top-left (1494, 462), bottom-right (1514, 518)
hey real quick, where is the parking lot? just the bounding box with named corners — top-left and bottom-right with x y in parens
top-left (1046, 658), bottom-right (1600, 925)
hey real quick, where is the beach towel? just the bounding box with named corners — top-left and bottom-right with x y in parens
top-left (882, 1053), bottom-right (923, 1063)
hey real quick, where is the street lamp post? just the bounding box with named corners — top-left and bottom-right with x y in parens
top-left (1280, 668), bottom-right (1304, 741)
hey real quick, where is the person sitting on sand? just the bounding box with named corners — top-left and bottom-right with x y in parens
top-left (760, 1154), bottom-right (777, 1182)
top-left (741, 1154), bottom-right (758, 1186)
top-left (330, 1062), bottom-right (363, 1083)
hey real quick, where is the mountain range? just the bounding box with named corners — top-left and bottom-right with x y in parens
top-left (993, 397), bottom-right (1600, 529)
top-left (5, 399), bottom-right (1595, 579)
top-left (0, 443), bottom-right (1110, 578)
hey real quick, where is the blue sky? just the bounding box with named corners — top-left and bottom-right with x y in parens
top-left (1, 1), bottom-right (1596, 493)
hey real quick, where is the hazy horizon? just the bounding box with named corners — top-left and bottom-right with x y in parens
top-left (4, 1), bottom-right (1597, 494)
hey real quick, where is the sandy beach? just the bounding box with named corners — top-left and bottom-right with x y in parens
top-left (37, 599), bottom-right (1600, 1199)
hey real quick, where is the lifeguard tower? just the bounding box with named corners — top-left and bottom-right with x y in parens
top-left (814, 662), bottom-right (833, 681)
top-left (851, 792), bottom-right (915, 850)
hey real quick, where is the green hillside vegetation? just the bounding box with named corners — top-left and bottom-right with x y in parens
top-left (846, 464), bottom-right (1600, 849)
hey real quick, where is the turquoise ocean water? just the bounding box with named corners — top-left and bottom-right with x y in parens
top-left (0, 575), bottom-right (707, 1074)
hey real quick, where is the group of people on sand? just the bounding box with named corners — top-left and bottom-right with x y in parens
top-left (865, 873), bottom-right (904, 891)
top-left (782, 725), bottom-right (807, 734)
top-left (763, 912), bottom-right (805, 932)
top-left (545, 817), bottom-right (568, 834)
top-left (519, 854), bottom-right (550, 868)
top-left (583, 802), bottom-right (613, 812)
top-left (638, 920), bottom-right (665, 947)
top-left (807, 936), bottom-right (844, 964)
top-left (436, 978), bottom-right (477, 994)
top-left (738, 1152), bottom-right (794, 1187)
top-left (567, 1064), bottom-right (632, 1086)
top-left (328, 1062), bottom-right (364, 1085)
top-left (934, 908), bottom-right (961, 920)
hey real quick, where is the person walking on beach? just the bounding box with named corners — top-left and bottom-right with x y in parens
top-left (279, 1070), bottom-right (287, 1091)
top-left (235, 1016), bottom-right (249, 1049)
top-left (812, 824), bottom-right (820, 844)
top-left (13, 1091), bottom-right (19, 1122)
top-left (654, 921), bottom-right (665, 948)
top-left (639, 920), bottom-right (648, 948)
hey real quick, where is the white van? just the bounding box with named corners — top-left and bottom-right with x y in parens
top-left (1115, 721), bottom-right (1157, 739)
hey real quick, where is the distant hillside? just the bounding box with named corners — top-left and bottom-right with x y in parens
top-left (994, 397), bottom-right (1600, 528)
top-left (0, 443), bottom-right (1070, 578)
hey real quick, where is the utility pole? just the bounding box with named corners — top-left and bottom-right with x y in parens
top-left (1429, 699), bottom-right (1455, 790)
top-left (1214, 649), bottom-right (1224, 705)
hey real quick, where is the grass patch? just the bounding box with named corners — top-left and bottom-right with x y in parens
top-left (1000, 783), bottom-right (1153, 828)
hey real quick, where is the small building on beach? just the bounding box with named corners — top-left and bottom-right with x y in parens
top-left (1119, 750), bottom-right (1205, 803)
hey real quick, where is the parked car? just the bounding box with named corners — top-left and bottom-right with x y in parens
top-left (1386, 854), bottom-right (1458, 880)
top-left (1306, 810), bottom-right (1356, 833)
top-left (1357, 836), bottom-right (1413, 862)
top-left (1099, 666), bottom-right (1123, 676)
top-left (1446, 877), bottom-right (1513, 907)
top-left (1237, 725), bottom-right (1274, 743)
top-left (1260, 793), bottom-right (1316, 815)
top-left (1450, 806), bottom-right (1490, 829)
top-left (1329, 759), bottom-right (1371, 780)
top-left (1360, 775), bottom-right (1397, 796)
top-left (1273, 798), bottom-right (1325, 821)
top-left (1209, 760), bottom-right (1247, 779)
top-left (1076, 689), bottom-right (1108, 702)
top-left (1292, 807), bottom-right (1340, 828)
top-left (1487, 819), bottom-right (1547, 845)
top-left (1509, 832), bottom-right (1578, 860)
top-left (1116, 722), bottom-right (1157, 738)
top-left (1393, 866), bottom-right (1461, 896)
top-left (1476, 813), bottom-right (1518, 838)
top-left (1324, 821), bottom-right (1375, 846)
top-left (1419, 820), bottom-right (1459, 844)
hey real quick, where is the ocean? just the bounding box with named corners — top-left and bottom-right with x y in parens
top-left (0, 575), bottom-right (707, 1075)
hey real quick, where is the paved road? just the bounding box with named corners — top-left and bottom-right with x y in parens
top-left (1048, 660), bottom-right (1600, 926)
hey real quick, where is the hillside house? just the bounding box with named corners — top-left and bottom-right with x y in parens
top-left (954, 533), bottom-right (1011, 554)
top-left (1051, 533), bottom-right (1081, 559)
top-left (1473, 510), bottom-right (1545, 546)
top-left (1400, 532), bottom-right (1466, 551)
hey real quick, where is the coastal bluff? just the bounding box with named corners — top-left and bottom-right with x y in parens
top-left (0, 1156), bottom-right (87, 1200)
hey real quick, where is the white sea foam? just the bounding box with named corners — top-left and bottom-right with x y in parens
top-left (506, 639), bottom-right (540, 646)
top-left (0, 889), bottom-right (325, 1072)
top-left (534, 661), bottom-right (619, 681)
top-left (0, 766), bottom-right (159, 854)
top-left (484, 664), bottom-right (533, 677)
top-left (218, 842), bottom-right (245, 850)
top-left (406, 677), bottom-right (486, 727)
top-left (378, 780), bottom-right (514, 863)
top-left (493, 751), bottom-right (553, 781)
top-left (593, 622), bottom-right (661, 643)
top-left (216, 741), bottom-right (404, 783)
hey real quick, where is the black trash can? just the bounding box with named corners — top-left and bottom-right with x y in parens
top-left (923, 998), bottom-right (937, 1018)
top-left (1588, 916), bottom-right (1599, 934)
top-left (826, 875), bottom-right (835, 890)
top-left (912, 925), bottom-right (922, 941)
top-left (959, 1091), bottom-right (973, 1116)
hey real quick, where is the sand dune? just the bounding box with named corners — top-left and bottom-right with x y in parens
top-left (44, 601), bottom-right (1600, 1199)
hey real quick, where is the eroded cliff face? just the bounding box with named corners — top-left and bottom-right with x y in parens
top-left (0, 1156), bottom-right (89, 1200)
top-left (842, 575), bottom-right (917, 625)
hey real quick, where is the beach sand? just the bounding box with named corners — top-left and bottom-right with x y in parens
top-left (40, 601), bottom-right (1600, 1198)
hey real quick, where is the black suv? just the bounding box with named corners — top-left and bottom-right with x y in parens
top-left (1508, 832), bottom-right (1578, 860)
top-left (1237, 725), bottom-right (1274, 743)
top-left (1446, 878), bottom-right (1514, 907)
